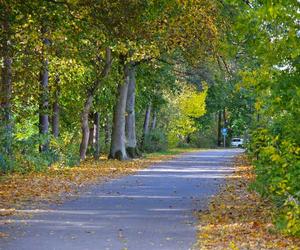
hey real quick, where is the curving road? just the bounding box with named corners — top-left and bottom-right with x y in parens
top-left (0, 149), bottom-right (243, 250)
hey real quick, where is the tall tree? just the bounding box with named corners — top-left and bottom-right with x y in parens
top-left (125, 65), bottom-right (138, 158)
top-left (52, 73), bottom-right (60, 138)
top-left (39, 26), bottom-right (50, 152)
top-left (93, 112), bottom-right (100, 160)
top-left (79, 48), bottom-right (112, 160)
top-left (142, 103), bottom-right (152, 148)
top-left (109, 61), bottom-right (130, 160)
top-left (0, 3), bottom-right (13, 170)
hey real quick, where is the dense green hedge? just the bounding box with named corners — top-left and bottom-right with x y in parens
top-left (250, 120), bottom-right (300, 235)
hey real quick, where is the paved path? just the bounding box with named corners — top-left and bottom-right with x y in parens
top-left (1, 149), bottom-right (243, 250)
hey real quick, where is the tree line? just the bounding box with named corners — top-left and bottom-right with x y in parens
top-left (0, 0), bottom-right (222, 171)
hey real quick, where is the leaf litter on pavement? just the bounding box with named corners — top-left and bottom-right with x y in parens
top-left (0, 150), bottom-right (191, 230)
top-left (195, 156), bottom-right (300, 249)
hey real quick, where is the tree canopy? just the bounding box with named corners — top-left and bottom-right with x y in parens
top-left (0, 0), bottom-right (299, 236)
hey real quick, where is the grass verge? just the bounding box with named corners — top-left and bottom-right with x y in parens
top-left (195, 156), bottom-right (300, 249)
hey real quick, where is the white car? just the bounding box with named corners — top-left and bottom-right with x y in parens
top-left (231, 138), bottom-right (244, 147)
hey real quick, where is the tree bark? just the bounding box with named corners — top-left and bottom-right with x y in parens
top-left (80, 95), bottom-right (93, 160)
top-left (217, 111), bottom-right (222, 147)
top-left (151, 111), bottom-right (157, 130)
top-left (186, 134), bottom-right (191, 144)
top-left (0, 11), bottom-right (13, 164)
top-left (223, 108), bottom-right (227, 147)
top-left (39, 26), bottom-right (50, 152)
top-left (39, 58), bottom-right (50, 152)
top-left (223, 108), bottom-right (227, 126)
top-left (79, 47), bottom-right (112, 160)
top-left (109, 63), bottom-right (130, 160)
top-left (94, 112), bottom-right (100, 160)
top-left (104, 115), bottom-right (110, 147)
top-left (125, 65), bottom-right (138, 158)
top-left (52, 74), bottom-right (60, 138)
top-left (142, 103), bottom-right (151, 147)
top-left (88, 112), bottom-right (95, 151)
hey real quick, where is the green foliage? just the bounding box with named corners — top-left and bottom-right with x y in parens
top-left (249, 126), bottom-right (300, 235)
top-left (0, 126), bottom-right (13, 172)
top-left (190, 130), bottom-right (217, 148)
top-left (10, 133), bottom-right (80, 173)
top-left (143, 130), bottom-right (168, 153)
top-left (167, 83), bottom-right (208, 147)
top-left (230, 0), bottom-right (300, 235)
top-left (49, 134), bottom-right (81, 167)
top-left (14, 135), bottom-right (54, 173)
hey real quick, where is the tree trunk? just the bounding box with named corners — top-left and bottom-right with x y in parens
top-left (94, 112), bottom-right (100, 160)
top-left (80, 95), bottom-right (93, 160)
top-left (52, 74), bottom-right (60, 138)
top-left (223, 108), bottom-right (227, 126)
top-left (186, 134), bottom-right (191, 144)
top-left (125, 65), bottom-right (138, 158)
top-left (0, 12), bottom-right (13, 169)
top-left (151, 111), bottom-right (157, 130)
top-left (109, 64), bottom-right (130, 160)
top-left (39, 26), bottom-right (50, 152)
top-left (88, 112), bottom-right (95, 151)
top-left (223, 108), bottom-right (227, 147)
top-left (79, 47), bottom-right (112, 160)
top-left (39, 58), bottom-right (50, 152)
top-left (104, 115), bottom-right (110, 147)
top-left (217, 111), bottom-right (222, 147)
top-left (142, 103), bottom-right (151, 147)
top-left (88, 126), bottom-right (94, 149)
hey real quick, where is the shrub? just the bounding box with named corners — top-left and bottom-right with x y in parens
top-left (249, 125), bottom-right (300, 235)
top-left (143, 130), bottom-right (168, 153)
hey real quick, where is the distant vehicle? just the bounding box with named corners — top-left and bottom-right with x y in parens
top-left (231, 137), bottom-right (244, 148)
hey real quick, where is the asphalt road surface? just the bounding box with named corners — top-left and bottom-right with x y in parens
top-left (1, 149), bottom-right (243, 250)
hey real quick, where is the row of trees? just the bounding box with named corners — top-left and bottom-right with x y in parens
top-left (0, 0), bottom-right (224, 171)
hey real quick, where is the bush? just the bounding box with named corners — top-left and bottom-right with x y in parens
top-left (14, 135), bottom-right (54, 172)
top-left (177, 141), bottom-right (191, 148)
top-left (11, 133), bottom-right (80, 173)
top-left (190, 132), bottom-right (216, 148)
top-left (143, 130), bottom-right (168, 153)
top-left (249, 125), bottom-right (300, 235)
top-left (50, 134), bottom-right (80, 167)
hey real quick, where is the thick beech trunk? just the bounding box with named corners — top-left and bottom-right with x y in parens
top-left (79, 48), bottom-right (111, 160)
top-left (125, 65), bottom-right (138, 158)
top-left (109, 64), bottom-right (130, 160)
top-left (52, 74), bottom-right (60, 138)
top-left (39, 58), bottom-right (50, 152)
top-left (94, 112), bottom-right (100, 160)
top-left (0, 13), bottom-right (13, 162)
top-left (142, 104), bottom-right (151, 147)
